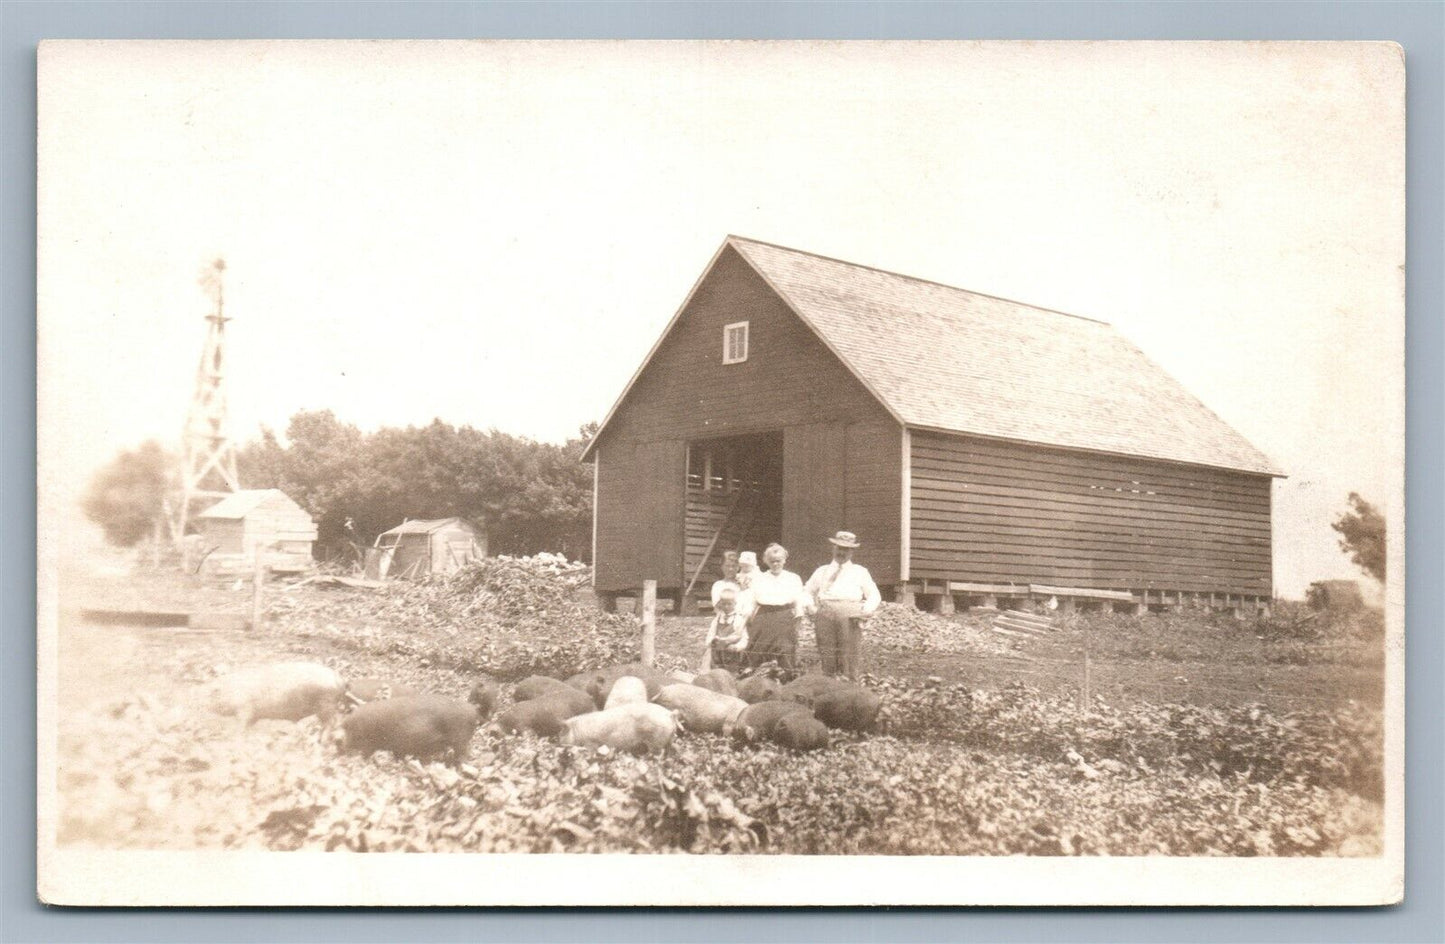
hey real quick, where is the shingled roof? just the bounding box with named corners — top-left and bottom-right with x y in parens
top-left (590, 236), bottom-right (1282, 476)
top-left (196, 489), bottom-right (295, 519)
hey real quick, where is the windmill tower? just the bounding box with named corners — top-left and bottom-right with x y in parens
top-left (170, 258), bottom-right (241, 547)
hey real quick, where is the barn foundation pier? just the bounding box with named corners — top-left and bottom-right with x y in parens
top-left (887, 581), bottom-right (1278, 620)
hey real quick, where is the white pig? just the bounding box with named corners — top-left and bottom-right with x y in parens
top-left (558, 703), bottom-right (678, 754)
top-left (211, 661), bottom-right (344, 726)
top-left (603, 676), bottom-right (650, 709)
top-left (654, 683), bottom-right (748, 735)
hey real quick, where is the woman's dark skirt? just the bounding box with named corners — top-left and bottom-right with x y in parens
top-left (746, 605), bottom-right (798, 673)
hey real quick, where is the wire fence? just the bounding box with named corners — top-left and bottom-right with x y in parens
top-left (924, 651), bottom-right (1366, 710)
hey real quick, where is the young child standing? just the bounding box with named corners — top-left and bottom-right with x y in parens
top-left (701, 587), bottom-right (749, 672)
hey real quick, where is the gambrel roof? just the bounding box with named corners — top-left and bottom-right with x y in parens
top-left (585, 236), bottom-right (1282, 476)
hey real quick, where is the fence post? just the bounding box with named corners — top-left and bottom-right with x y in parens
top-left (251, 543), bottom-right (267, 630)
top-left (640, 579), bottom-right (657, 668)
top-left (1080, 620), bottom-right (1091, 714)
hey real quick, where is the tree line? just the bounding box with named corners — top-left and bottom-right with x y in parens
top-left (79, 418), bottom-right (1389, 586)
top-left (82, 411), bottom-right (599, 563)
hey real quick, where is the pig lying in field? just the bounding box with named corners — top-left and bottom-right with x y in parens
top-left (513, 675), bottom-right (584, 704)
top-left (492, 691), bottom-right (595, 737)
top-left (772, 712), bottom-right (830, 751)
top-left (559, 703), bottom-right (678, 754)
top-left (569, 664), bottom-right (673, 708)
top-left (654, 683), bottom-right (748, 735)
top-left (726, 700), bottom-right (812, 742)
top-left (603, 676), bottom-right (649, 709)
top-left (339, 694), bottom-right (479, 760)
top-left (812, 686), bottom-right (882, 732)
top-left (691, 669), bottom-right (738, 697)
top-left (777, 673), bottom-right (852, 708)
top-left (736, 675), bottom-right (781, 704)
top-left (211, 662), bottom-right (345, 726)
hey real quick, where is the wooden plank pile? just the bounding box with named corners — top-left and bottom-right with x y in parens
top-left (990, 608), bottom-right (1054, 640)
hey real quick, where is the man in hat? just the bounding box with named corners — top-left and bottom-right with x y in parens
top-left (804, 530), bottom-right (881, 678)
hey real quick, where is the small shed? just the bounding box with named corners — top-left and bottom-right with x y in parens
top-left (366, 517), bottom-right (487, 580)
top-left (194, 489), bottom-right (318, 573)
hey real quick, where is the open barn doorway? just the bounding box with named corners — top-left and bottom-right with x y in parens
top-left (683, 431), bottom-right (783, 610)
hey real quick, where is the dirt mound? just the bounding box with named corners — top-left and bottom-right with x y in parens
top-left (866, 602), bottom-right (1013, 656)
top-left (268, 554), bottom-right (667, 682)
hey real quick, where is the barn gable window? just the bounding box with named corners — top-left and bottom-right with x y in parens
top-left (723, 321), bottom-right (749, 364)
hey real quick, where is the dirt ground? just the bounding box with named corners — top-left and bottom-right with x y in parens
top-left (56, 558), bottom-right (1384, 728)
top-left (47, 556), bottom-right (1387, 856)
top-left (60, 578), bottom-right (1381, 719)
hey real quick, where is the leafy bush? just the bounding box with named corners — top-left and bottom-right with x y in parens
top-left (80, 441), bottom-right (175, 547)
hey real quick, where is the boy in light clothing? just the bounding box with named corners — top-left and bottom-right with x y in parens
top-left (701, 586), bottom-right (749, 672)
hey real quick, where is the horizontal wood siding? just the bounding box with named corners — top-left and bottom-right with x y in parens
top-left (594, 439), bottom-right (687, 592)
top-left (199, 520), bottom-right (244, 555)
top-left (908, 431), bottom-right (1272, 595)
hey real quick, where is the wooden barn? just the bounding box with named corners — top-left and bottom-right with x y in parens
top-left (365, 517), bottom-right (487, 580)
top-left (193, 488), bottom-right (318, 573)
top-left (581, 236), bottom-right (1283, 614)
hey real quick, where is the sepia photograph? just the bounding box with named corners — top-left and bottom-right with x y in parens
top-left (36, 39), bottom-right (1404, 906)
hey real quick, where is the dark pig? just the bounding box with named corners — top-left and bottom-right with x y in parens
top-left (736, 675), bottom-right (782, 705)
top-left (492, 692), bottom-right (593, 737)
top-left (726, 700), bottom-right (811, 742)
top-left (340, 694), bottom-right (479, 760)
top-left (691, 669), bottom-right (738, 698)
top-left (522, 683), bottom-right (595, 719)
top-left (513, 675), bottom-right (581, 704)
top-left (778, 673), bottom-right (852, 708)
top-left (771, 712), bottom-right (830, 751)
top-left (468, 676), bottom-right (501, 721)
top-left (812, 687), bottom-right (883, 732)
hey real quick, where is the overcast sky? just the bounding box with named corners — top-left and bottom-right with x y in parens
top-left (38, 41), bottom-right (1404, 597)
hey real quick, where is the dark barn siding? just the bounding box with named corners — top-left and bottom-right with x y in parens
top-left (593, 439), bottom-right (687, 592)
top-left (782, 422), bottom-right (846, 580)
top-left (842, 420), bottom-right (902, 587)
top-left (593, 246), bottom-right (900, 592)
top-left (908, 430), bottom-right (1272, 595)
top-left (781, 421), bottom-right (902, 584)
top-left (600, 247), bottom-right (892, 444)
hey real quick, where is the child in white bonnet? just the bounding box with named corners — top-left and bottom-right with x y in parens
top-left (736, 550), bottom-right (759, 589)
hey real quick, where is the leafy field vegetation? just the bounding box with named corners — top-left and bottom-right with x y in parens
top-left (56, 556), bottom-right (1385, 856)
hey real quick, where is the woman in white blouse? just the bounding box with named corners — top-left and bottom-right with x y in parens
top-left (743, 543), bottom-right (807, 673)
